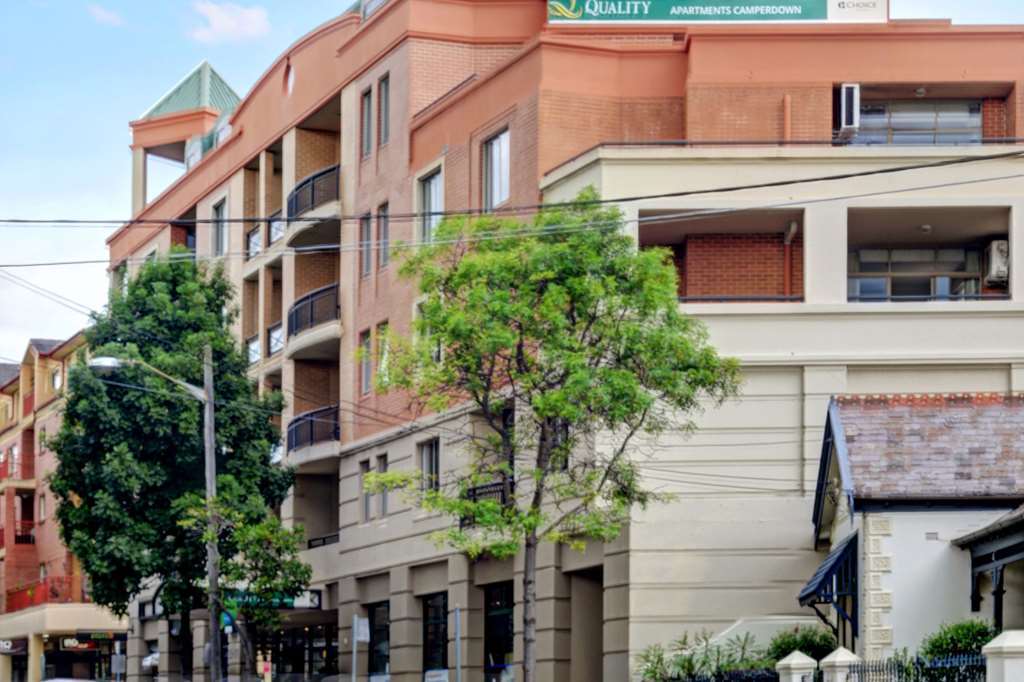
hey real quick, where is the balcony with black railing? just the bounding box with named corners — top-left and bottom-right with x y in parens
top-left (286, 284), bottom-right (341, 360)
top-left (287, 405), bottom-right (340, 454)
top-left (460, 481), bottom-right (514, 529)
top-left (286, 165), bottom-right (341, 247)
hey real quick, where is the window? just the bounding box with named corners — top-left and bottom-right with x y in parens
top-left (367, 601), bottom-right (390, 675)
top-left (113, 263), bottom-right (128, 297)
top-left (376, 454), bottom-right (388, 516)
top-left (50, 367), bottom-right (62, 392)
top-left (39, 563), bottom-right (47, 582)
top-left (422, 592), bottom-right (448, 672)
top-left (419, 438), bottom-right (440, 491)
top-left (420, 170), bottom-right (443, 242)
top-left (378, 75), bottom-right (390, 146)
top-left (38, 495), bottom-right (46, 521)
top-left (854, 100), bottom-right (982, 145)
top-left (848, 248), bottom-right (984, 302)
top-left (359, 330), bottom-right (372, 395)
top-left (377, 203), bottom-right (390, 268)
top-left (361, 90), bottom-right (373, 158)
top-left (376, 322), bottom-right (390, 381)
top-left (483, 129), bottom-right (510, 210)
top-left (417, 302), bottom-right (442, 363)
top-left (213, 200), bottom-right (228, 256)
top-left (484, 582), bottom-right (514, 682)
top-left (360, 214), bottom-right (373, 277)
top-left (360, 460), bottom-right (372, 521)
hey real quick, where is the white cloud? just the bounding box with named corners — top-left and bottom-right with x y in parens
top-left (189, 1), bottom-right (270, 44)
top-left (86, 4), bottom-right (124, 26)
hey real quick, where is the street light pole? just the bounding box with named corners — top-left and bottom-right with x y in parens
top-left (204, 344), bottom-right (222, 682)
top-left (89, 346), bottom-right (221, 682)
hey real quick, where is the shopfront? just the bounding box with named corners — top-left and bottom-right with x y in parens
top-left (44, 632), bottom-right (126, 681)
top-left (257, 623), bottom-right (339, 680)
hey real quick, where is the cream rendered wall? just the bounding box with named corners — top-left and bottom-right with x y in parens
top-left (542, 147), bottom-right (1024, 664)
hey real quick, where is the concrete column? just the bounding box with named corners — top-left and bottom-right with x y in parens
top-left (338, 575), bottom-right (359, 678)
top-left (0, 651), bottom-right (11, 682)
top-left (802, 203), bottom-right (848, 304)
top-left (193, 617), bottom-right (211, 682)
top-left (159, 616), bottom-right (182, 681)
top-left (126, 619), bottom-right (144, 682)
top-left (389, 565), bottom-right (419, 682)
top-left (776, 651), bottom-right (817, 682)
top-left (227, 629), bottom-right (243, 682)
top-left (282, 129), bottom-right (297, 220)
top-left (448, 555), bottom-right (483, 682)
top-left (983, 630), bottom-right (1024, 682)
top-left (132, 146), bottom-right (147, 217)
top-left (27, 633), bottom-right (44, 682)
top-left (603, 532), bottom-right (631, 682)
top-left (1010, 203), bottom-right (1024, 303)
top-left (820, 647), bottom-right (860, 682)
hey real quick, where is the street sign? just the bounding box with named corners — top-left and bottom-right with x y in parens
top-left (355, 617), bottom-right (371, 643)
top-left (547, 0), bottom-right (887, 23)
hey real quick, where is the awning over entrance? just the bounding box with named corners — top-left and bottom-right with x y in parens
top-left (799, 533), bottom-right (858, 647)
top-left (954, 505), bottom-right (1024, 631)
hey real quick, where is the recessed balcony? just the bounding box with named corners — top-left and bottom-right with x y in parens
top-left (286, 284), bottom-right (341, 360)
top-left (286, 164), bottom-right (341, 248)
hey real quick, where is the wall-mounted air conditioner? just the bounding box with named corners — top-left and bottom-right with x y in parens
top-left (837, 83), bottom-right (861, 141)
top-left (985, 240), bottom-right (1010, 286)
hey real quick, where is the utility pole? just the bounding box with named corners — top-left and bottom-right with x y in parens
top-left (204, 344), bottom-right (222, 682)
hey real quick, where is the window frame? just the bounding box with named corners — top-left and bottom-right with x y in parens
top-left (422, 592), bottom-right (449, 672)
top-left (360, 460), bottom-right (373, 522)
top-left (378, 74), bottom-right (390, 147)
top-left (360, 89), bottom-right (373, 159)
top-left (359, 330), bottom-right (373, 396)
top-left (377, 203), bottom-right (390, 268)
top-left (483, 128), bottom-right (511, 211)
top-left (484, 582), bottom-right (514, 678)
top-left (367, 601), bottom-right (391, 675)
top-left (50, 366), bottom-right (62, 392)
top-left (419, 437), bottom-right (440, 492)
top-left (376, 454), bottom-right (388, 516)
top-left (419, 169), bottom-right (444, 242)
top-left (359, 213), bottom-right (373, 278)
top-left (212, 199), bottom-right (228, 256)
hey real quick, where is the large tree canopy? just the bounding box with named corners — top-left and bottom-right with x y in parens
top-left (370, 189), bottom-right (741, 682)
top-left (50, 253), bottom-right (293, 623)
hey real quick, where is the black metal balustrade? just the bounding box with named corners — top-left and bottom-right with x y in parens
top-left (460, 480), bottom-right (513, 529)
top-left (307, 533), bottom-right (340, 549)
top-left (287, 405), bottom-right (340, 452)
top-left (287, 284), bottom-right (340, 338)
top-left (286, 164), bottom-right (340, 219)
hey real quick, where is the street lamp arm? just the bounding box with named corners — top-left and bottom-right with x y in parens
top-left (133, 358), bottom-right (206, 403)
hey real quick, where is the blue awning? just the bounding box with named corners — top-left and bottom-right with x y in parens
top-left (799, 533), bottom-right (857, 606)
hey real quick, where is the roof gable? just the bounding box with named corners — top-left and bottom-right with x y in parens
top-left (140, 61), bottom-right (241, 120)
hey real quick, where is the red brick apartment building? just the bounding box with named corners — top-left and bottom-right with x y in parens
top-left (0, 335), bottom-right (126, 681)
top-left (103, 0), bottom-right (1024, 680)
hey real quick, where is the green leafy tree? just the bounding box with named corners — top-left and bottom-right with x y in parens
top-left (920, 620), bottom-right (998, 659)
top-left (49, 253), bottom-right (295, 680)
top-left (765, 625), bottom-right (836, 662)
top-left (181, 484), bottom-right (313, 675)
top-left (368, 190), bottom-right (740, 682)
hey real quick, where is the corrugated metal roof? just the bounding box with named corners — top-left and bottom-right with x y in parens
top-left (140, 60), bottom-right (241, 120)
top-left (833, 394), bottom-right (1024, 500)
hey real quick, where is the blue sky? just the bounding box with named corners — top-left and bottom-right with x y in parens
top-left (1, 0), bottom-right (1023, 361)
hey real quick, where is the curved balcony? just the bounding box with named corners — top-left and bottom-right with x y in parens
top-left (286, 284), bottom-right (341, 360)
top-left (286, 165), bottom-right (341, 248)
top-left (286, 405), bottom-right (340, 467)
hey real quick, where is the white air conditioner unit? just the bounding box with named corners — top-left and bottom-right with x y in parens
top-left (985, 240), bottom-right (1010, 286)
top-left (837, 83), bottom-right (861, 141)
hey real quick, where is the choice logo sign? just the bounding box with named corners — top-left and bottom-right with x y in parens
top-left (548, 0), bottom-right (887, 22)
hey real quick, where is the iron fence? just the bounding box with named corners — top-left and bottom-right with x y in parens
top-left (849, 655), bottom-right (985, 682)
top-left (677, 671), bottom-right (778, 682)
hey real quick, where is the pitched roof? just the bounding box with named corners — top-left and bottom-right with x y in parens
top-left (0, 364), bottom-right (18, 388)
top-left (140, 60), bottom-right (241, 120)
top-left (832, 394), bottom-right (1024, 500)
top-left (29, 338), bottom-right (64, 355)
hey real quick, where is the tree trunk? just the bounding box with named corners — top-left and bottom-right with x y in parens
top-left (522, 532), bottom-right (538, 682)
top-left (180, 608), bottom-right (194, 682)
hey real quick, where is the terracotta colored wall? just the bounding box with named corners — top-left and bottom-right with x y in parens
top-left (683, 233), bottom-right (803, 299)
top-left (686, 85), bottom-right (831, 142)
top-left (294, 252), bottom-right (339, 298)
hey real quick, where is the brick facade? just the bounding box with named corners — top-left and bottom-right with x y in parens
top-left (681, 233), bottom-right (804, 299)
top-left (686, 85), bottom-right (832, 142)
top-left (983, 98), bottom-right (1009, 140)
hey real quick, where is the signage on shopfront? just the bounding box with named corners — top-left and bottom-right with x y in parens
top-left (61, 638), bottom-right (99, 652)
top-left (0, 639), bottom-right (27, 655)
top-left (548, 0), bottom-right (887, 23)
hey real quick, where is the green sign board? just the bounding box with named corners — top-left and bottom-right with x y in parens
top-left (548, 0), bottom-right (886, 23)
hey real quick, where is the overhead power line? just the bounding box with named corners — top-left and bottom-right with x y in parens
top-left (2, 147), bottom-right (1024, 230)
top-left (4, 168), bottom-right (1024, 270)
